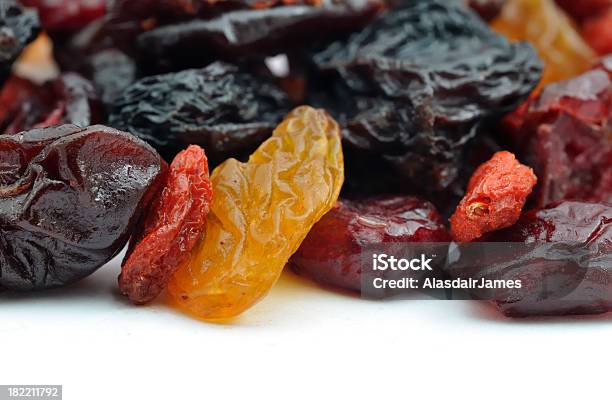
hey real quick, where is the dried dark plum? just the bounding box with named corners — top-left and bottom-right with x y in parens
top-left (0, 1), bottom-right (40, 87)
top-left (290, 196), bottom-right (451, 292)
top-left (88, 49), bottom-right (137, 106)
top-left (311, 0), bottom-right (542, 194)
top-left (449, 201), bottom-right (612, 317)
top-left (20, 0), bottom-right (106, 33)
top-left (1, 73), bottom-right (103, 134)
top-left (0, 125), bottom-right (167, 291)
top-left (109, 62), bottom-right (290, 163)
top-left (135, 0), bottom-right (383, 72)
top-left (504, 63), bottom-right (611, 207)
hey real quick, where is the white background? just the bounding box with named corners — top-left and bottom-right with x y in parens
top-left (1, 253), bottom-right (611, 406)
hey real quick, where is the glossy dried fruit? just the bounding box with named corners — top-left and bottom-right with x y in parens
top-left (505, 63), bottom-right (612, 207)
top-left (167, 106), bottom-right (344, 319)
top-left (581, 9), bottom-right (612, 56)
top-left (110, 62), bottom-right (289, 163)
top-left (450, 151), bottom-right (537, 242)
top-left (21, 0), bottom-right (106, 33)
top-left (450, 201), bottom-right (612, 317)
top-left (491, 0), bottom-right (596, 86)
top-left (312, 0), bottom-right (542, 193)
top-left (120, 145), bottom-right (212, 304)
top-left (1, 73), bottom-right (103, 134)
top-left (0, 1), bottom-right (40, 87)
top-left (136, 0), bottom-right (383, 72)
top-left (290, 196), bottom-right (451, 292)
top-left (0, 125), bottom-right (167, 291)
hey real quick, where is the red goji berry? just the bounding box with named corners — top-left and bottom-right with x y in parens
top-left (450, 151), bottom-right (537, 242)
top-left (119, 145), bottom-right (213, 304)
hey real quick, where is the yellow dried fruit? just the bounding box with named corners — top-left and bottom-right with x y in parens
top-left (491, 0), bottom-right (597, 86)
top-left (167, 106), bottom-right (344, 320)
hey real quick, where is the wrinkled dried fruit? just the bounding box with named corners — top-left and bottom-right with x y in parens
top-left (450, 201), bottom-right (612, 317)
top-left (1, 73), bottom-right (103, 134)
top-left (110, 62), bottom-right (289, 163)
top-left (0, 1), bottom-right (40, 87)
top-left (136, 0), bottom-right (383, 72)
top-left (504, 62), bottom-right (612, 207)
top-left (581, 10), bottom-right (612, 56)
top-left (88, 49), bottom-right (137, 106)
top-left (312, 0), bottom-right (541, 194)
top-left (290, 196), bottom-right (451, 292)
top-left (450, 151), bottom-right (537, 242)
top-left (21, 0), bottom-right (106, 33)
top-left (0, 125), bottom-right (167, 291)
top-left (168, 106), bottom-right (344, 319)
top-left (491, 0), bottom-right (596, 86)
top-left (120, 145), bottom-right (212, 304)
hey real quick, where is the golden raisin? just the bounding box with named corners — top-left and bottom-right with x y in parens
top-left (491, 0), bottom-right (596, 86)
top-left (167, 106), bottom-right (344, 320)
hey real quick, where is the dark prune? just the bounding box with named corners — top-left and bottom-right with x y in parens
top-left (0, 1), bottom-right (40, 87)
top-left (0, 75), bottom-right (38, 129)
top-left (450, 151), bottom-right (537, 242)
top-left (0, 125), bottom-right (167, 291)
top-left (88, 49), bottom-right (137, 106)
top-left (109, 62), bottom-right (290, 163)
top-left (311, 0), bottom-right (542, 193)
top-left (449, 201), bottom-right (612, 317)
top-left (20, 0), bottom-right (106, 33)
top-left (505, 63), bottom-right (611, 207)
top-left (1, 73), bottom-right (103, 134)
top-left (120, 145), bottom-right (213, 305)
top-left (135, 0), bottom-right (383, 72)
top-left (290, 196), bottom-right (451, 292)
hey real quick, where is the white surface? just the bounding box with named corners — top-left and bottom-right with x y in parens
top-left (1, 254), bottom-right (610, 405)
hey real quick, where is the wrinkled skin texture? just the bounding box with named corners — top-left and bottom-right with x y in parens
top-left (505, 61), bottom-right (612, 207)
top-left (136, 0), bottom-right (383, 72)
top-left (450, 151), bottom-right (537, 242)
top-left (449, 201), bottom-right (612, 317)
top-left (0, 1), bottom-right (40, 87)
top-left (290, 196), bottom-right (451, 292)
top-left (120, 145), bottom-right (213, 304)
top-left (168, 106), bottom-right (344, 320)
top-left (0, 73), bottom-right (103, 135)
top-left (21, 0), bottom-right (106, 33)
top-left (0, 125), bottom-right (167, 291)
top-left (110, 62), bottom-right (289, 163)
top-left (491, 0), bottom-right (596, 86)
top-left (312, 0), bottom-right (542, 193)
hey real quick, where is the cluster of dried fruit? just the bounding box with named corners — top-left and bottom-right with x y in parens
top-left (0, 0), bottom-right (610, 320)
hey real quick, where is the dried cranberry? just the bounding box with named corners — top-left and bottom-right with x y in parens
top-left (290, 196), bottom-right (451, 292)
top-left (20, 0), bottom-right (106, 33)
top-left (1, 73), bottom-right (103, 134)
top-left (0, 125), bottom-right (167, 291)
top-left (504, 63), bottom-right (611, 207)
top-left (449, 201), bottom-right (612, 317)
